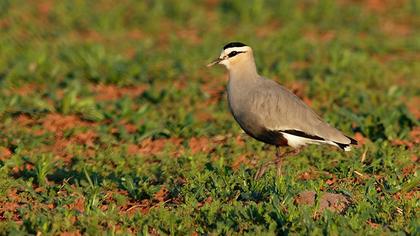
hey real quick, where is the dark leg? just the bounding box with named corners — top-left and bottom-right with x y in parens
top-left (254, 146), bottom-right (281, 180)
top-left (254, 147), bottom-right (301, 179)
top-left (275, 146), bottom-right (282, 176)
top-left (254, 161), bottom-right (271, 180)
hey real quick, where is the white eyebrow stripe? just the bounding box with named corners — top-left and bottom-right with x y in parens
top-left (223, 46), bottom-right (249, 54)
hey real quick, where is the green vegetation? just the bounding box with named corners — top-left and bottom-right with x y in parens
top-left (0, 0), bottom-right (419, 235)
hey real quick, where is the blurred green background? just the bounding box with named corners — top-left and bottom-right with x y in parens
top-left (0, 0), bottom-right (419, 235)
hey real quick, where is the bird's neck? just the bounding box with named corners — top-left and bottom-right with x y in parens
top-left (228, 60), bottom-right (259, 83)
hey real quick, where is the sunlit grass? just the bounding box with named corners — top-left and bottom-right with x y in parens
top-left (0, 0), bottom-right (418, 235)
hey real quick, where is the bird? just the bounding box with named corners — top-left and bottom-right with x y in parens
top-left (207, 42), bottom-right (357, 178)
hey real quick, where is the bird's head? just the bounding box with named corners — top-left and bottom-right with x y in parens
top-left (207, 42), bottom-right (253, 70)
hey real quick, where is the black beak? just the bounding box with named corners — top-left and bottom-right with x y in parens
top-left (207, 58), bottom-right (223, 67)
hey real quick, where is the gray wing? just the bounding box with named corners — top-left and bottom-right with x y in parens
top-left (248, 79), bottom-right (351, 144)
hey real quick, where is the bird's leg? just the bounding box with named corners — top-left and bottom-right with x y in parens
top-left (254, 146), bottom-right (276, 180)
top-left (275, 146), bottom-right (282, 176)
top-left (254, 146), bottom-right (281, 180)
top-left (254, 147), bottom-right (301, 179)
top-left (254, 160), bottom-right (271, 180)
top-left (282, 148), bottom-right (301, 158)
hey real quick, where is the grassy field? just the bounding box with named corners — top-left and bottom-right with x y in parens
top-left (0, 0), bottom-right (419, 235)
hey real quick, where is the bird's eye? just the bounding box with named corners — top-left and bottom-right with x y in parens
top-left (228, 51), bottom-right (238, 57)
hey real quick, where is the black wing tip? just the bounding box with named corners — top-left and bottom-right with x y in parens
top-left (335, 142), bottom-right (349, 150)
top-left (223, 42), bottom-right (247, 50)
top-left (346, 135), bottom-right (358, 145)
top-left (335, 135), bottom-right (358, 151)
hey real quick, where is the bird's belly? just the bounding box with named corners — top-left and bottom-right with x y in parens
top-left (227, 87), bottom-right (287, 146)
top-left (232, 111), bottom-right (258, 135)
top-left (230, 109), bottom-right (288, 146)
top-left (229, 103), bottom-right (259, 135)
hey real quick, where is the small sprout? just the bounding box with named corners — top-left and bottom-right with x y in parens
top-left (34, 154), bottom-right (54, 186)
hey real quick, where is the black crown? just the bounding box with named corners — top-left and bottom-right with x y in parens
top-left (223, 42), bottom-right (247, 50)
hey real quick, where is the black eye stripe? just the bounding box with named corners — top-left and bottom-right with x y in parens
top-left (228, 51), bottom-right (237, 57)
top-left (228, 51), bottom-right (244, 58)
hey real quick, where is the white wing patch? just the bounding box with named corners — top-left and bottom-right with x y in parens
top-left (281, 132), bottom-right (341, 149)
